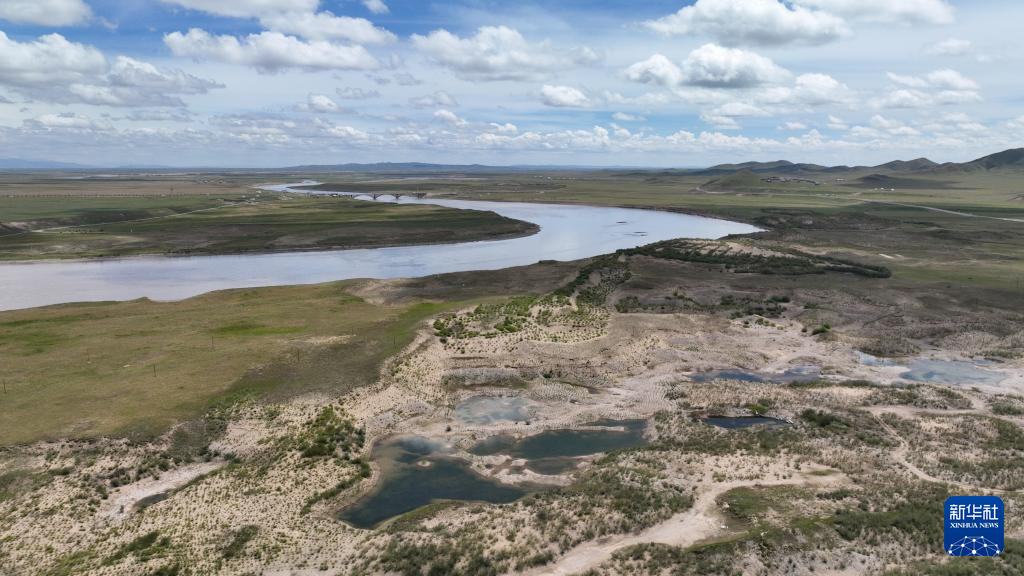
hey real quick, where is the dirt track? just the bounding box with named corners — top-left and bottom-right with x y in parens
top-left (528, 466), bottom-right (846, 576)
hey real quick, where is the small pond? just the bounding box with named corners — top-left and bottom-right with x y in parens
top-left (338, 436), bottom-right (529, 529)
top-left (454, 395), bottom-right (535, 425)
top-left (900, 359), bottom-right (1006, 386)
top-left (469, 419), bottom-right (649, 474)
top-left (857, 353), bottom-right (1006, 386)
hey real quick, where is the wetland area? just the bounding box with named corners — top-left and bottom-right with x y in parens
top-left (340, 419), bottom-right (649, 529)
top-left (7, 3), bottom-right (1024, 573)
top-left (2, 164), bottom-right (1024, 576)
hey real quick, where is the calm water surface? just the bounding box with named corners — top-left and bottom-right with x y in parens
top-left (470, 418), bottom-right (650, 475)
top-left (338, 436), bottom-right (528, 529)
top-left (454, 395), bottom-right (536, 425)
top-left (469, 419), bottom-right (648, 459)
top-left (0, 184), bottom-right (759, 311)
top-left (340, 419), bottom-right (650, 527)
top-left (857, 352), bottom-right (1006, 386)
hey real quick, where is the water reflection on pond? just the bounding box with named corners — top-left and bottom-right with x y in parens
top-left (470, 419), bottom-right (648, 459)
top-left (900, 359), bottom-right (1006, 386)
top-left (339, 419), bottom-right (651, 528)
top-left (470, 419), bottom-right (649, 474)
top-left (454, 396), bottom-right (535, 425)
top-left (338, 436), bottom-right (528, 529)
top-left (857, 353), bottom-right (1006, 386)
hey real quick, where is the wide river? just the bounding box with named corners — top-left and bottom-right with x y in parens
top-left (0, 184), bottom-right (759, 312)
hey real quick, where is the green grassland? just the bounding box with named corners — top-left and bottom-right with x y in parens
top-left (309, 170), bottom-right (1024, 291)
top-left (0, 262), bottom-right (575, 446)
top-left (0, 195), bottom-right (239, 224)
top-left (0, 169), bottom-right (1022, 576)
top-left (0, 194), bottom-right (536, 260)
top-left (0, 283), bottom-right (437, 444)
top-left (1, 167), bottom-right (1022, 443)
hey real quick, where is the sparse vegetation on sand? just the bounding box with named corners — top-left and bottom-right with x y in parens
top-left (1, 167), bottom-right (1023, 576)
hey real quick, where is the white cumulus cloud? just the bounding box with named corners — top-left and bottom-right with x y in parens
top-left (626, 45), bottom-right (789, 91)
top-left (0, 33), bottom-right (220, 107)
top-left (412, 26), bottom-right (593, 81)
top-left (302, 93), bottom-right (343, 113)
top-left (644, 0), bottom-right (846, 46)
top-left (259, 12), bottom-right (395, 44)
top-left (409, 90), bottom-right (458, 108)
top-left (160, 0), bottom-right (319, 19)
top-left (164, 29), bottom-right (379, 73)
top-left (0, 0), bottom-right (92, 26)
top-left (489, 122), bottom-right (517, 133)
top-left (612, 112), bottom-right (645, 122)
top-left (791, 73), bottom-right (853, 105)
top-left (625, 54), bottom-right (685, 88)
top-left (26, 112), bottom-right (111, 131)
top-left (888, 69), bottom-right (977, 90)
top-left (71, 56), bottom-right (222, 107)
top-left (923, 69), bottom-right (978, 90)
top-left (680, 44), bottom-right (789, 88)
top-left (541, 85), bottom-right (590, 108)
top-left (363, 0), bottom-right (389, 14)
top-left (791, 0), bottom-right (954, 25)
top-left (877, 69), bottom-right (980, 108)
top-left (927, 37), bottom-right (972, 56)
top-left (701, 101), bottom-right (770, 129)
top-left (434, 109), bottom-right (467, 127)
top-left (0, 32), bottom-right (105, 86)
top-left (827, 115), bottom-right (849, 130)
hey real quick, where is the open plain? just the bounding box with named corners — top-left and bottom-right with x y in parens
top-left (4, 1), bottom-right (1024, 574)
top-left (1, 160), bottom-right (1024, 576)
top-left (0, 175), bottom-right (535, 260)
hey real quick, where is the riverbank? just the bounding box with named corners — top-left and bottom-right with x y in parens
top-left (3, 247), bottom-right (1022, 574)
top-left (0, 192), bottom-right (757, 312)
top-left (2, 169), bottom-right (1023, 576)
top-left (0, 194), bottom-right (537, 262)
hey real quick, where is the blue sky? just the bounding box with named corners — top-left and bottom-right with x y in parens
top-left (0, 0), bottom-right (1021, 167)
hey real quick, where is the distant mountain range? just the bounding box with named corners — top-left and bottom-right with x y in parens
top-left (694, 157), bottom-right (939, 176)
top-left (696, 148), bottom-right (1024, 176)
top-left (0, 158), bottom-right (94, 170)
top-left (932, 148), bottom-right (1024, 172)
top-left (290, 148), bottom-right (1024, 175)
top-left (1, 148), bottom-right (1022, 174)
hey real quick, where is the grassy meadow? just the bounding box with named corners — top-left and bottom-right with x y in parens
top-left (0, 256), bottom-right (576, 446)
top-left (309, 170), bottom-right (1024, 291)
top-left (1, 167), bottom-right (1023, 445)
top-left (0, 193), bottom-right (535, 260)
top-left (0, 283), bottom-right (452, 445)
